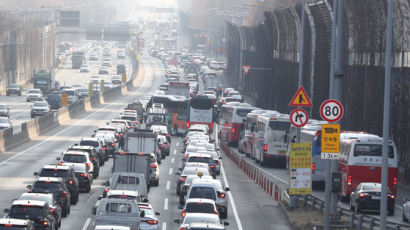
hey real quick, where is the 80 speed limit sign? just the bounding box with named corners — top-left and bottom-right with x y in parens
top-left (320, 99), bottom-right (344, 122)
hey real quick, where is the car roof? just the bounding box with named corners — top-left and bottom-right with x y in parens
top-left (107, 190), bottom-right (139, 197)
top-left (42, 164), bottom-right (71, 170)
top-left (12, 199), bottom-right (46, 207)
top-left (36, 177), bottom-right (62, 182)
top-left (186, 198), bottom-right (215, 204)
top-left (64, 151), bottom-right (88, 156)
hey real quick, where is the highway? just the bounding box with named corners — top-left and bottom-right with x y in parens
top-left (0, 55), bottom-right (292, 230)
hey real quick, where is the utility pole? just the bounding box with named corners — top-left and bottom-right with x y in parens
top-left (380, 0), bottom-right (393, 229)
top-left (325, 0), bottom-right (338, 229)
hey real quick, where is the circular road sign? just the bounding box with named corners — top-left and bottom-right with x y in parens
top-left (320, 99), bottom-right (344, 122)
top-left (290, 108), bottom-right (309, 128)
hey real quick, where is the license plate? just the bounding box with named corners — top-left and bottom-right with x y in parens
top-left (372, 196), bottom-right (380, 200)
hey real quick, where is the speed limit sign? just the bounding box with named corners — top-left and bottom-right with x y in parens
top-left (320, 99), bottom-right (344, 122)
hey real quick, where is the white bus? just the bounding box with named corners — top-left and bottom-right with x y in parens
top-left (239, 110), bottom-right (267, 156)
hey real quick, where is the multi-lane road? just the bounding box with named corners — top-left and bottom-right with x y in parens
top-left (0, 55), bottom-right (292, 230)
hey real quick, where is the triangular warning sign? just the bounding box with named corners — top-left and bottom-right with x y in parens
top-left (289, 86), bottom-right (312, 107)
top-left (241, 65), bottom-right (251, 75)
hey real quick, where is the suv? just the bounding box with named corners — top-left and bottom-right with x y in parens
top-left (79, 138), bottom-right (107, 165)
top-left (19, 193), bottom-right (62, 229)
top-left (57, 151), bottom-right (95, 179)
top-left (27, 177), bottom-right (71, 217)
top-left (46, 93), bottom-right (62, 109)
top-left (31, 101), bottom-right (50, 118)
top-left (116, 64), bottom-right (126, 75)
top-left (6, 84), bottom-right (22, 96)
top-left (4, 200), bottom-right (55, 230)
top-left (34, 164), bottom-right (79, 204)
top-left (67, 145), bottom-right (100, 178)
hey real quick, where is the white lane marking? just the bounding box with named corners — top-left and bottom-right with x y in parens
top-left (81, 218), bottom-right (91, 230)
top-left (221, 162), bottom-right (244, 230)
top-left (176, 142), bottom-right (180, 147)
top-left (169, 168), bottom-right (173, 175)
top-left (162, 222), bottom-right (167, 230)
top-left (166, 180), bottom-right (170, 190)
top-left (0, 59), bottom-right (145, 166)
top-left (173, 149), bottom-right (177, 155)
top-left (171, 158), bottom-right (175, 163)
top-left (216, 123), bottom-right (243, 230)
top-left (164, 198), bottom-right (168, 210)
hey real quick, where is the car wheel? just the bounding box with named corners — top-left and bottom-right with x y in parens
top-left (62, 207), bottom-right (68, 217)
top-left (58, 218), bottom-right (61, 227)
top-left (403, 212), bottom-right (408, 222)
top-left (86, 184), bottom-right (91, 193)
top-left (355, 201), bottom-right (360, 213)
top-left (349, 198), bottom-right (354, 211)
top-left (221, 210), bottom-right (228, 219)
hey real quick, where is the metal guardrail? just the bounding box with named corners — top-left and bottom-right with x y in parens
top-left (221, 142), bottom-right (410, 230)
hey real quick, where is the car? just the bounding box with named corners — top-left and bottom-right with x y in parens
top-left (156, 135), bottom-right (170, 159)
top-left (26, 89), bottom-right (43, 102)
top-left (175, 213), bottom-right (226, 230)
top-left (31, 101), bottom-right (50, 118)
top-left (77, 88), bottom-right (89, 99)
top-left (117, 64), bottom-right (127, 75)
top-left (176, 167), bottom-right (211, 196)
top-left (27, 177), bottom-right (71, 217)
top-left (117, 51), bottom-right (126, 59)
top-left (350, 182), bottom-right (395, 215)
top-left (6, 83), bottom-right (22, 96)
top-left (198, 150), bottom-right (221, 175)
top-left (0, 104), bottom-right (9, 117)
top-left (120, 114), bottom-right (139, 131)
top-left (34, 164), bottom-right (80, 205)
top-left (4, 200), bottom-right (56, 230)
top-left (80, 65), bottom-right (90, 72)
top-left (150, 125), bottom-right (170, 142)
top-left (73, 164), bottom-right (93, 193)
top-left (99, 67), bottom-right (109, 75)
top-left (46, 93), bottom-right (62, 109)
top-left (67, 145), bottom-right (100, 178)
top-left (0, 117), bottom-right (11, 130)
top-left (139, 203), bottom-right (160, 230)
top-left (89, 54), bottom-right (98, 61)
top-left (102, 62), bottom-right (111, 67)
top-left (57, 151), bottom-right (95, 179)
top-left (90, 76), bottom-right (101, 84)
top-left (104, 81), bottom-right (114, 89)
top-left (185, 153), bottom-right (215, 176)
top-left (62, 89), bottom-right (78, 104)
top-left (19, 193), bottom-right (62, 229)
top-left (0, 219), bottom-right (34, 229)
top-left (80, 137), bottom-right (107, 163)
top-left (111, 75), bottom-right (122, 85)
top-left (180, 198), bottom-right (219, 218)
top-left (179, 175), bottom-right (213, 199)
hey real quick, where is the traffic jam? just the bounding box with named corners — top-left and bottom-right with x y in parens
top-left (0, 37), bottom-right (405, 230)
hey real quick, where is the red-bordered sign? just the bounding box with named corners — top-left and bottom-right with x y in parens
top-left (320, 99), bottom-right (344, 123)
top-left (289, 86), bottom-right (312, 107)
top-left (241, 65), bottom-right (252, 75)
top-left (290, 108), bottom-right (309, 128)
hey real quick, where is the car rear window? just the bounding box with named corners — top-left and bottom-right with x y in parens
top-left (189, 187), bottom-right (216, 200)
top-left (39, 169), bottom-right (69, 178)
top-left (9, 205), bottom-right (45, 219)
top-left (188, 157), bottom-right (211, 164)
top-left (63, 154), bottom-right (86, 163)
top-left (104, 203), bottom-right (132, 213)
top-left (186, 202), bottom-right (214, 213)
top-left (33, 182), bottom-right (62, 190)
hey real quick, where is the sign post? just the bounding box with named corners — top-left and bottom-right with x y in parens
top-left (289, 143), bottom-right (312, 195)
top-left (241, 65), bottom-right (252, 75)
top-left (122, 74), bottom-right (127, 83)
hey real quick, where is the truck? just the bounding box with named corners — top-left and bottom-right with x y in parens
top-left (167, 81), bottom-right (190, 98)
top-left (203, 72), bottom-right (218, 90)
top-left (92, 198), bottom-right (143, 230)
top-left (33, 70), bottom-right (56, 94)
top-left (112, 131), bottom-right (160, 186)
top-left (72, 51), bottom-right (84, 69)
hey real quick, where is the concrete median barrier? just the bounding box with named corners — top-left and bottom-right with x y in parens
top-left (90, 94), bottom-right (100, 108)
top-left (37, 112), bottom-right (59, 135)
top-left (2, 124), bottom-right (30, 151)
top-left (102, 86), bottom-right (122, 102)
top-left (68, 100), bottom-right (86, 118)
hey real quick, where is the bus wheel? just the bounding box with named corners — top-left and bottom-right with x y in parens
top-left (173, 125), bottom-right (178, 136)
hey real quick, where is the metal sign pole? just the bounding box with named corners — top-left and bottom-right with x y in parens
top-left (380, 0), bottom-right (393, 229)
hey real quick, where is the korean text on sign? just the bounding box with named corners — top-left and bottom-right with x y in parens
top-left (289, 143), bottom-right (312, 195)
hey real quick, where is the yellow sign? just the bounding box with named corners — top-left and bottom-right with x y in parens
top-left (289, 143), bottom-right (312, 195)
top-left (321, 124), bottom-right (340, 153)
top-left (136, 53), bottom-right (141, 61)
top-left (61, 94), bottom-right (68, 106)
top-left (289, 86), bottom-right (313, 107)
top-left (122, 74), bottom-right (126, 83)
top-left (88, 83), bottom-right (93, 97)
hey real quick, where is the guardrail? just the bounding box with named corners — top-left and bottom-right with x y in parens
top-left (221, 142), bottom-right (410, 230)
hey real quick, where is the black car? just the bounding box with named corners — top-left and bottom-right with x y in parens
top-left (19, 192), bottom-right (62, 229)
top-left (74, 169), bottom-right (93, 193)
top-left (5, 200), bottom-right (56, 230)
top-left (116, 64), bottom-right (127, 75)
top-left (34, 164), bottom-right (79, 205)
top-left (28, 177), bottom-right (71, 217)
top-left (6, 84), bottom-right (22, 96)
top-left (350, 182), bottom-right (395, 215)
top-left (67, 145), bottom-right (100, 178)
top-left (46, 93), bottom-right (62, 109)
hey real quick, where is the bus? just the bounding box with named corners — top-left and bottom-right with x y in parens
top-left (221, 105), bottom-right (258, 146)
top-left (239, 110), bottom-right (267, 156)
top-left (189, 95), bottom-right (216, 133)
top-left (253, 112), bottom-right (291, 167)
top-left (150, 95), bottom-right (189, 135)
top-left (339, 133), bottom-right (398, 199)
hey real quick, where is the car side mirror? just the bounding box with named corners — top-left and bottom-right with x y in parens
top-left (175, 172), bottom-right (181, 175)
top-left (98, 196), bottom-right (103, 200)
top-left (225, 187), bottom-right (230, 192)
top-left (4, 208), bottom-right (9, 213)
top-left (174, 219), bottom-right (181, 224)
top-left (94, 130), bottom-right (97, 133)
top-left (178, 168), bottom-right (182, 171)
top-left (155, 211), bottom-right (160, 216)
top-left (103, 180), bottom-right (110, 186)
top-left (91, 207), bottom-right (97, 215)
top-left (224, 222), bottom-right (230, 226)
top-left (56, 157), bottom-right (60, 161)
top-left (140, 210), bottom-right (145, 217)
top-left (33, 172), bottom-right (39, 176)
top-left (143, 198), bottom-right (149, 202)
top-left (219, 156), bottom-right (222, 159)
top-left (177, 205), bottom-right (183, 210)
top-left (26, 185), bottom-right (32, 190)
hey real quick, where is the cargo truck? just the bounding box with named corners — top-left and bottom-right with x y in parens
top-left (72, 51), bottom-right (84, 69)
top-left (33, 70), bottom-right (56, 94)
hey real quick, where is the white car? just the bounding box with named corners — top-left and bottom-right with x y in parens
top-left (0, 117), bottom-right (11, 129)
top-left (57, 151), bottom-right (95, 178)
top-left (26, 88), bottom-right (43, 102)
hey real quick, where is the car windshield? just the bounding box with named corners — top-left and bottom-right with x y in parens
top-left (0, 118), bottom-right (9, 123)
top-left (9, 205), bottom-right (45, 219)
top-left (33, 102), bottom-right (48, 107)
top-left (39, 169), bottom-right (69, 178)
top-left (186, 203), bottom-right (214, 213)
top-left (103, 203), bottom-right (132, 213)
top-left (117, 176), bottom-right (139, 184)
top-left (189, 187), bottom-right (216, 200)
top-left (120, 116), bottom-right (136, 121)
top-left (28, 89), bottom-right (40, 94)
top-left (20, 194), bottom-right (53, 204)
top-left (80, 140), bottom-right (99, 147)
top-left (63, 154), bottom-right (86, 163)
top-left (33, 182), bottom-right (61, 190)
top-left (0, 105), bottom-right (6, 110)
